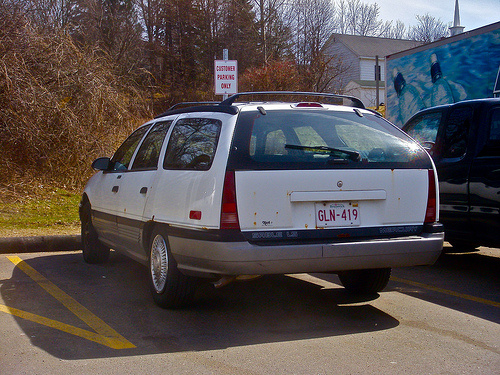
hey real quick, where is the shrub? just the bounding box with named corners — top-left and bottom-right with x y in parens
top-left (0, 5), bottom-right (150, 198)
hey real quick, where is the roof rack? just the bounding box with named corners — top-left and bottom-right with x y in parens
top-left (154, 104), bottom-right (238, 119)
top-left (168, 102), bottom-right (220, 110)
top-left (219, 91), bottom-right (365, 109)
top-left (154, 91), bottom-right (366, 119)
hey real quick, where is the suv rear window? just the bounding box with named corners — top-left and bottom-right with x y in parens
top-left (229, 109), bottom-right (429, 170)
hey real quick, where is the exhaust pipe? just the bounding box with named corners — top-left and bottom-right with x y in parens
top-left (213, 275), bottom-right (262, 288)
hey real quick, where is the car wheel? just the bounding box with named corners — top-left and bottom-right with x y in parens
top-left (338, 268), bottom-right (391, 294)
top-left (148, 228), bottom-right (197, 309)
top-left (80, 203), bottom-right (110, 264)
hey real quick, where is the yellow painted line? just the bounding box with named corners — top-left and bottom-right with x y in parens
top-left (391, 276), bottom-right (500, 309)
top-left (0, 304), bottom-right (132, 349)
top-left (3, 256), bottom-right (135, 349)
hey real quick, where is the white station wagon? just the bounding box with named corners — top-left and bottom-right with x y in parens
top-left (80, 92), bottom-right (444, 308)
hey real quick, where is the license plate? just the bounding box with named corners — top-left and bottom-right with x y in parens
top-left (315, 202), bottom-right (360, 228)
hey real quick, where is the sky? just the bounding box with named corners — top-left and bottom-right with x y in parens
top-left (369, 0), bottom-right (500, 32)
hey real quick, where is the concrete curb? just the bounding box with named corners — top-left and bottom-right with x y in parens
top-left (0, 235), bottom-right (82, 254)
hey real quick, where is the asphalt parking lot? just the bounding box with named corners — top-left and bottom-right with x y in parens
top-left (0, 244), bottom-right (499, 374)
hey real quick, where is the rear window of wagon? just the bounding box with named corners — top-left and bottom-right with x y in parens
top-left (227, 109), bottom-right (432, 170)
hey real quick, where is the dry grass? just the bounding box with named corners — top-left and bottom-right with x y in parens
top-left (0, 5), bottom-right (151, 199)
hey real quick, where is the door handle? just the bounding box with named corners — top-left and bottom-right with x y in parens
top-left (112, 186), bottom-right (119, 193)
top-left (140, 187), bottom-right (148, 194)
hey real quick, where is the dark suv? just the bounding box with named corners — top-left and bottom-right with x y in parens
top-left (403, 98), bottom-right (500, 252)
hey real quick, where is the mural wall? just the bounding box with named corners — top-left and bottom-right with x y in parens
top-left (386, 27), bottom-right (500, 127)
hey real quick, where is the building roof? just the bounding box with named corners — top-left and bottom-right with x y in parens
top-left (325, 33), bottom-right (422, 58)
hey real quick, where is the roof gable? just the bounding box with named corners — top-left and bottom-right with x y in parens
top-left (326, 33), bottom-right (422, 58)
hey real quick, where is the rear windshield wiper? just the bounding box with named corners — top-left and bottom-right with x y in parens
top-left (285, 144), bottom-right (361, 162)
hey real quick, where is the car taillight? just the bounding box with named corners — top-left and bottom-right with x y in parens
top-left (425, 169), bottom-right (437, 223)
top-left (220, 170), bottom-right (240, 230)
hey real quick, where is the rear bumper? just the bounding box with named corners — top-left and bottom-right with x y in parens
top-left (169, 232), bottom-right (444, 277)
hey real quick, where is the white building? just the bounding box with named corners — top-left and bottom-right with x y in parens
top-left (322, 34), bottom-right (421, 108)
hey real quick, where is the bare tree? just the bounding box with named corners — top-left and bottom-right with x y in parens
top-left (409, 13), bottom-right (449, 43)
top-left (375, 19), bottom-right (409, 39)
top-left (251, 0), bottom-right (292, 63)
top-left (6, 0), bottom-right (75, 30)
top-left (194, 0), bottom-right (225, 67)
top-left (291, 0), bottom-right (335, 65)
top-left (67, 0), bottom-right (144, 71)
top-left (335, 0), bottom-right (389, 37)
top-left (219, 0), bottom-right (259, 72)
top-left (385, 20), bottom-right (408, 39)
top-left (136, 0), bottom-right (162, 63)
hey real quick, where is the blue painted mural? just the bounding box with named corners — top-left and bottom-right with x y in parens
top-left (386, 27), bottom-right (500, 127)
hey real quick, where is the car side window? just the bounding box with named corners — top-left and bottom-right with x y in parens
top-left (404, 112), bottom-right (442, 145)
top-left (132, 121), bottom-right (172, 170)
top-left (442, 107), bottom-right (473, 159)
top-left (163, 118), bottom-right (222, 170)
top-left (111, 125), bottom-right (151, 171)
top-left (489, 108), bottom-right (500, 141)
top-left (480, 108), bottom-right (500, 157)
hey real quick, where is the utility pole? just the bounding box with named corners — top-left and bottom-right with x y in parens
top-left (223, 49), bottom-right (229, 101)
top-left (375, 55), bottom-right (380, 110)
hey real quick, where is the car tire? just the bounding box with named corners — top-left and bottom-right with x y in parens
top-left (338, 268), bottom-right (391, 294)
top-left (148, 228), bottom-right (197, 309)
top-left (80, 203), bottom-right (110, 264)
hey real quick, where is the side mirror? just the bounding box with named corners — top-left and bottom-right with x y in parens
top-left (92, 157), bottom-right (111, 171)
top-left (420, 141), bottom-right (435, 151)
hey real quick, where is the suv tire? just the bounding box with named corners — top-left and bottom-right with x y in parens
top-left (148, 228), bottom-right (197, 309)
top-left (81, 203), bottom-right (110, 264)
top-left (338, 268), bottom-right (391, 294)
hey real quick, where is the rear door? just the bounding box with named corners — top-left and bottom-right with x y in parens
top-left (229, 107), bottom-right (433, 243)
top-left (469, 105), bottom-right (500, 245)
top-left (147, 113), bottom-right (232, 230)
top-left (433, 104), bottom-right (475, 238)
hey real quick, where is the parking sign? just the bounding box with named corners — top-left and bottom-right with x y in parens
top-left (215, 60), bottom-right (238, 95)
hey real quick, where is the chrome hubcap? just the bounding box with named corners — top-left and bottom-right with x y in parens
top-left (150, 234), bottom-right (168, 293)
